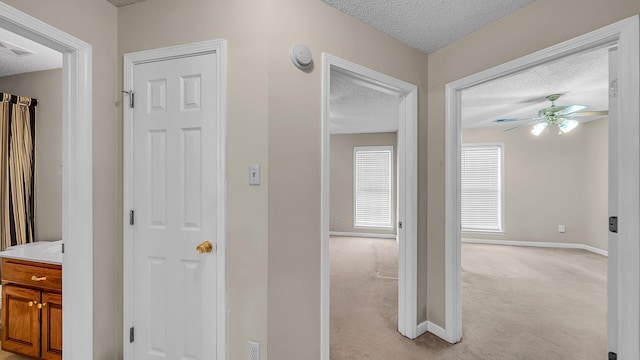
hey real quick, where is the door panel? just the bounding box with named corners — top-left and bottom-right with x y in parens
top-left (41, 292), bottom-right (62, 360)
top-left (133, 53), bottom-right (217, 360)
top-left (1, 285), bottom-right (40, 358)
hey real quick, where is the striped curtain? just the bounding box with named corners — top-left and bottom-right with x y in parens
top-left (0, 93), bottom-right (37, 250)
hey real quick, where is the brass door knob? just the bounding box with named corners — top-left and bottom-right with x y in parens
top-left (196, 241), bottom-right (213, 254)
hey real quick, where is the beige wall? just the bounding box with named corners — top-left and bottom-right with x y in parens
top-left (427, 0), bottom-right (639, 328)
top-left (0, 1), bottom-right (119, 358)
top-left (0, 69), bottom-right (63, 241)
top-left (117, 2), bottom-right (429, 357)
top-left (462, 118), bottom-right (608, 250)
top-left (266, 1), bottom-right (428, 358)
top-left (330, 133), bottom-right (397, 235)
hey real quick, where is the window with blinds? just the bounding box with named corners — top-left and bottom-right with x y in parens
top-left (354, 146), bottom-right (394, 229)
top-left (461, 144), bottom-right (503, 232)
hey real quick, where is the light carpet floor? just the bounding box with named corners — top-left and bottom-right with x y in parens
top-left (330, 237), bottom-right (607, 360)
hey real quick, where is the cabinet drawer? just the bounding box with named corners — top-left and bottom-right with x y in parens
top-left (1, 259), bottom-right (61, 292)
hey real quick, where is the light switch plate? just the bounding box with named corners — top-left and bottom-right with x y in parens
top-left (248, 164), bottom-right (260, 185)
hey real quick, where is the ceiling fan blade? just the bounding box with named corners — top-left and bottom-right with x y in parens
top-left (503, 119), bottom-right (545, 132)
top-left (565, 110), bottom-right (609, 118)
top-left (555, 104), bottom-right (587, 116)
top-left (493, 117), bottom-right (541, 124)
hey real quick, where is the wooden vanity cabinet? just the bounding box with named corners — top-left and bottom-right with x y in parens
top-left (1, 258), bottom-right (62, 360)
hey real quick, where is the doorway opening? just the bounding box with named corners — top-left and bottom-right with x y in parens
top-left (444, 15), bottom-right (639, 359)
top-left (320, 54), bottom-right (418, 359)
top-left (458, 45), bottom-right (611, 358)
top-left (0, 2), bottom-right (94, 358)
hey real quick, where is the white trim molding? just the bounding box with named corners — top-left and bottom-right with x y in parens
top-left (417, 320), bottom-right (448, 340)
top-left (445, 15), bottom-right (640, 358)
top-left (122, 40), bottom-right (228, 360)
top-left (462, 238), bottom-right (608, 257)
top-left (0, 3), bottom-right (94, 358)
top-left (329, 231), bottom-right (397, 239)
top-left (321, 53), bottom-right (418, 360)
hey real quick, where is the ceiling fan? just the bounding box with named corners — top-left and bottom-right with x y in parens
top-left (493, 94), bottom-right (608, 136)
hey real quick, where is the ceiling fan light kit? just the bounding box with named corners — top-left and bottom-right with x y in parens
top-left (558, 119), bottom-right (579, 134)
top-left (497, 93), bottom-right (608, 137)
top-left (531, 122), bottom-right (548, 136)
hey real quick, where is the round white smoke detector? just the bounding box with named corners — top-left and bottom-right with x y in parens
top-left (290, 44), bottom-right (313, 70)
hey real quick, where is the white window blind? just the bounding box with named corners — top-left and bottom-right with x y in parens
top-left (354, 146), bottom-right (394, 229)
top-left (461, 144), bottom-right (503, 232)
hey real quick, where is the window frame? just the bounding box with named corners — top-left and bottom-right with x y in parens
top-left (353, 145), bottom-right (395, 230)
top-left (460, 142), bottom-right (505, 234)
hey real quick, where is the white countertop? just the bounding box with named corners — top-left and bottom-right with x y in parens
top-left (0, 240), bottom-right (63, 265)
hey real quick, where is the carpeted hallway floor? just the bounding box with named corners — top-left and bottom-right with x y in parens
top-left (330, 236), bottom-right (607, 360)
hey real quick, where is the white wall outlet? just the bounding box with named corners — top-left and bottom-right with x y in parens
top-left (248, 341), bottom-right (260, 360)
top-left (558, 224), bottom-right (566, 233)
top-left (248, 164), bottom-right (260, 185)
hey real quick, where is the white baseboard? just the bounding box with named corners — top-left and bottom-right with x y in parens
top-left (416, 321), bottom-right (429, 337)
top-left (462, 238), bottom-right (608, 257)
top-left (329, 231), bottom-right (397, 239)
top-left (581, 244), bottom-right (608, 257)
top-left (416, 320), bottom-right (429, 337)
top-left (417, 320), bottom-right (449, 342)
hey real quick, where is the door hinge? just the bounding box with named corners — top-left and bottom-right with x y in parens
top-left (609, 79), bottom-right (618, 97)
top-left (608, 352), bottom-right (617, 360)
top-left (61, 243), bottom-right (64, 254)
top-left (122, 90), bottom-right (135, 108)
top-left (609, 216), bottom-right (618, 233)
top-left (129, 327), bottom-right (134, 343)
top-left (398, 221), bottom-right (403, 229)
top-left (129, 210), bottom-right (135, 225)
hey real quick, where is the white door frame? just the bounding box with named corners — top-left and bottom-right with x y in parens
top-left (321, 53), bottom-right (418, 360)
top-left (0, 3), bottom-right (94, 359)
top-left (443, 15), bottom-right (640, 358)
top-left (123, 40), bottom-right (228, 360)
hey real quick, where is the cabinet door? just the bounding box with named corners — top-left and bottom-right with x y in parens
top-left (41, 292), bottom-right (62, 360)
top-left (1, 284), bottom-right (40, 357)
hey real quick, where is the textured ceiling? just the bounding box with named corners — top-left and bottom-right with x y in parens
top-left (329, 70), bottom-right (400, 134)
top-left (462, 47), bottom-right (610, 128)
top-left (107, 0), bottom-right (147, 7)
top-left (0, 28), bottom-right (62, 77)
top-left (331, 47), bottom-right (609, 134)
top-left (321, 0), bottom-right (536, 53)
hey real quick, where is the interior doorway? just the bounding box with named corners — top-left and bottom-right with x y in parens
top-left (444, 15), bottom-right (640, 359)
top-left (459, 45), bottom-right (611, 353)
top-left (0, 3), bottom-right (94, 358)
top-left (320, 54), bottom-right (418, 359)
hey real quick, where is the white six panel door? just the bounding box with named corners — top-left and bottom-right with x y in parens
top-left (133, 53), bottom-right (217, 360)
